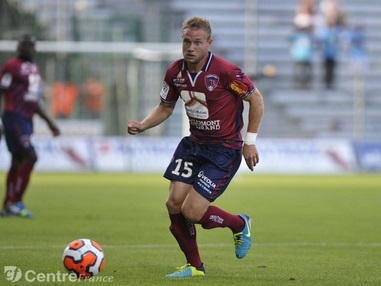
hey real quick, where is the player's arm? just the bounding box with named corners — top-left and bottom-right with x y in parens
top-left (0, 89), bottom-right (4, 140)
top-left (242, 88), bottom-right (264, 171)
top-left (0, 71), bottom-right (7, 140)
top-left (0, 119), bottom-right (2, 142)
top-left (35, 103), bottom-right (60, 137)
top-left (128, 101), bottom-right (175, 135)
top-left (0, 118), bottom-right (3, 141)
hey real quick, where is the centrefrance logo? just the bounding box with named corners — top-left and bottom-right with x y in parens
top-left (3, 266), bottom-right (114, 283)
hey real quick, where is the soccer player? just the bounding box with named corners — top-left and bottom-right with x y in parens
top-left (128, 16), bottom-right (264, 277)
top-left (0, 118), bottom-right (3, 141)
top-left (0, 34), bottom-right (60, 218)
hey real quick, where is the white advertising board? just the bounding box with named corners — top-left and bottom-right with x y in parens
top-left (0, 137), bottom-right (357, 174)
top-left (247, 139), bottom-right (357, 174)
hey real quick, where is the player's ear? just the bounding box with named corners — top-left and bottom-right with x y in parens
top-left (207, 38), bottom-right (213, 49)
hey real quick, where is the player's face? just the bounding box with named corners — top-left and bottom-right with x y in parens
top-left (182, 28), bottom-right (212, 72)
top-left (17, 40), bottom-right (36, 62)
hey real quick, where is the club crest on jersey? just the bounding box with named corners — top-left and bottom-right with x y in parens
top-left (20, 62), bottom-right (36, 75)
top-left (205, 74), bottom-right (219, 91)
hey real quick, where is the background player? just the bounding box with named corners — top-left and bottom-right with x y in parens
top-left (128, 16), bottom-right (264, 277)
top-left (0, 34), bottom-right (60, 218)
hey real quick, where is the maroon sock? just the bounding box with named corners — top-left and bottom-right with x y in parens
top-left (4, 167), bottom-right (18, 206)
top-left (14, 162), bottom-right (34, 202)
top-left (169, 213), bottom-right (202, 268)
top-left (199, 205), bottom-right (244, 233)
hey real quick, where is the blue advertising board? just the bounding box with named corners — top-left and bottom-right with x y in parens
top-left (354, 142), bottom-right (381, 171)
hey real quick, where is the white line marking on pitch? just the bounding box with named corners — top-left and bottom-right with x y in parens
top-left (1, 242), bottom-right (380, 250)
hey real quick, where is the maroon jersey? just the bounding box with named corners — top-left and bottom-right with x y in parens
top-left (0, 57), bottom-right (41, 119)
top-left (160, 52), bottom-right (255, 149)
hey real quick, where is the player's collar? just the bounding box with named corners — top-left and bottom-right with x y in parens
top-left (18, 55), bottom-right (34, 63)
top-left (182, 52), bottom-right (214, 72)
top-left (203, 52), bottom-right (213, 71)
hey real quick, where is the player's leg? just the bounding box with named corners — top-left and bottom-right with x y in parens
top-left (198, 205), bottom-right (245, 232)
top-left (3, 151), bottom-right (35, 218)
top-left (1, 155), bottom-right (19, 216)
top-left (187, 145), bottom-right (252, 259)
top-left (163, 138), bottom-right (206, 277)
top-left (1, 112), bottom-right (21, 211)
top-left (182, 186), bottom-right (251, 254)
top-left (186, 189), bottom-right (252, 259)
top-left (4, 154), bottom-right (22, 207)
top-left (181, 188), bottom-right (246, 234)
top-left (165, 181), bottom-right (205, 278)
top-left (2, 113), bottom-right (36, 217)
top-left (13, 149), bottom-right (37, 202)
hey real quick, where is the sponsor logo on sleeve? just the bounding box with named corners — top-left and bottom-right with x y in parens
top-left (228, 80), bottom-right (248, 97)
top-left (160, 81), bottom-right (170, 99)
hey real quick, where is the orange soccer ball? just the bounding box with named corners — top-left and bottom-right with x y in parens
top-left (62, 239), bottom-right (105, 279)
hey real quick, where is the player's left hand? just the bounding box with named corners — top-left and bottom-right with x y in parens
top-left (48, 122), bottom-right (61, 137)
top-left (243, 144), bottom-right (259, 171)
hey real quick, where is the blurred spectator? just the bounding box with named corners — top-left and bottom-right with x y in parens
top-left (51, 81), bottom-right (79, 118)
top-left (319, 0), bottom-right (347, 27)
top-left (82, 76), bottom-right (105, 119)
top-left (346, 24), bottom-right (368, 79)
top-left (294, 0), bottom-right (316, 30)
top-left (290, 0), bottom-right (315, 89)
top-left (314, 0), bottom-right (349, 90)
top-left (316, 16), bottom-right (343, 89)
top-left (289, 28), bottom-right (314, 89)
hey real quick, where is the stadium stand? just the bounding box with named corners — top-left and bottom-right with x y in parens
top-left (171, 0), bottom-right (381, 140)
top-left (6, 0), bottom-right (380, 139)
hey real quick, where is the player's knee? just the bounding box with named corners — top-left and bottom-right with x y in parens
top-left (181, 206), bottom-right (202, 223)
top-left (27, 153), bottom-right (38, 164)
top-left (25, 150), bottom-right (38, 164)
top-left (165, 197), bottom-right (181, 213)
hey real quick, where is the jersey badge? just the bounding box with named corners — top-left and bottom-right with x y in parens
top-left (204, 74), bottom-right (219, 91)
top-left (20, 62), bottom-right (34, 75)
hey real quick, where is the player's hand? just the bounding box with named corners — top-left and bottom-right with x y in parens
top-left (48, 121), bottom-right (60, 137)
top-left (127, 120), bottom-right (143, 135)
top-left (51, 126), bottom-right (60, 137)
top-left (243, 144), bottom-right (259, 171)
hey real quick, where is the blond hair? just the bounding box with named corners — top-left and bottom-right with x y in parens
top-left (182, 16), bottom-right (212, 40)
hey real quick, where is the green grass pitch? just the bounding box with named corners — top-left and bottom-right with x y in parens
top-left (0, 173), bottom-right (380, 285)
